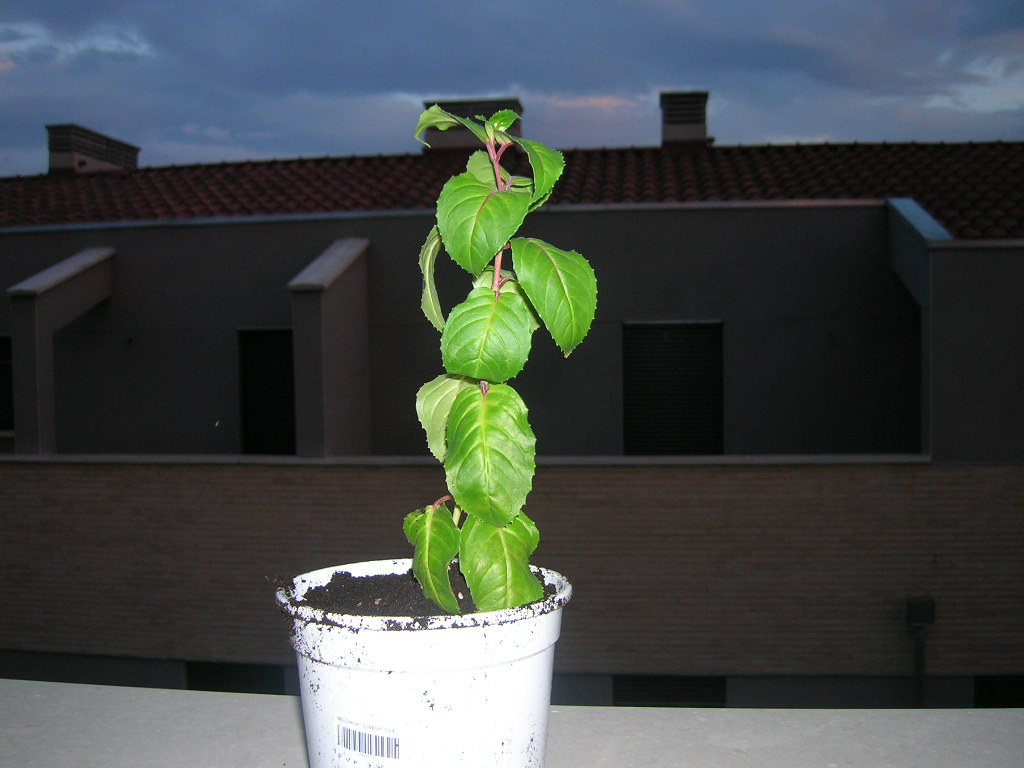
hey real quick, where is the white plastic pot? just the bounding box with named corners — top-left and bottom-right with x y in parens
top-left (276, 558), bottom-right (571, 768)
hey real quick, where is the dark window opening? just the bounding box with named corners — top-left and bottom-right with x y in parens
top-left (186, 661), bottom-right (289, 695)
top-left (0, 337), bottom-right (12, 431)
top-left (613, 675), bottom-right (726, 707)
top-left (975, 675), bottom-right (1024, 707)
top-left (623, 321), bottom-right (723, 455)
top-left (238, 329), bottom-right (295, 455)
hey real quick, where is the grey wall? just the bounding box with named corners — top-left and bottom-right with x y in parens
top-left (2, 216), bottom-right (427, 453)
top-left (0, 201), bottom-right (929, 456)
top-left (930, 241), bottom-right (1024, 462)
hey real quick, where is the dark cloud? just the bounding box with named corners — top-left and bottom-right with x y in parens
top-left (1, 1), bottom-right (1021, 175)
top-left (952, 0), bottom-right (1024, 36)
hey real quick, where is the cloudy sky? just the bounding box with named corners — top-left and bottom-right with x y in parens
top-left (1, 1), bottom-right (1022, 176)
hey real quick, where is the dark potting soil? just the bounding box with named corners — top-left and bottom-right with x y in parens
top-left (298, 568), bottom-right (478, 617)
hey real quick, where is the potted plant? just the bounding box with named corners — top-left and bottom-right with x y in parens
top-left (277, 104), bottom-right (598, 768)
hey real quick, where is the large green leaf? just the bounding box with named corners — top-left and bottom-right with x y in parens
top-left (418, 226), bottom-right (444, 332)
top-left (436, 172), bottom-right (531, 275)
top-left (513, 138), bottom-right (564, 209)
top-left (511, 237), bottom-right (598, 355)
top-left (445, 383), bottom-right (535, 527)
top-left (414, 105), bottom-right (488, 146)
top-left (441, 286), bottom-right (534, 383)
top-left (459, 512), bottom-right (544, 611)
top-left (416, 375), bottom-right (475, 462)
top-left (404, 504), bottom-right (462, 614)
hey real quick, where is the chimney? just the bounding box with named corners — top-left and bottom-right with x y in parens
top-left (46, 124), bottom-right (139, 174)
top-left (659, 91), bottom-right (712, 148)
top-left (421, 97), bottom-right (523, 151)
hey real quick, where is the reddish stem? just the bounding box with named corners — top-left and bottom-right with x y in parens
top-left (489, 140), bottom-right (514, 190)
top-left (491, 243), bottom-right (514, 292)
top-left (487, 140), bottom-right (502, 189)
top-left (495, 143), bottom-right (513, 188)
top-left (492, 247), bottom-right (504, 292)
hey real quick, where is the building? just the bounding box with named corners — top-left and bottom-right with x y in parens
top-left (1, 94), bottom-right (1021, 706)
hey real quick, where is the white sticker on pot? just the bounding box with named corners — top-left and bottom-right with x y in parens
top-left (337, 718), bottom-right (401, 764)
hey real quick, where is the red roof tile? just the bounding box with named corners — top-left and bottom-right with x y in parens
top-left (1, 141), bottom-right (1021, 239)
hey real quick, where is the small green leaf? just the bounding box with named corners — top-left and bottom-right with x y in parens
top-left (436, 173), bottom-right (531, 275)
top-left (445, 383), bottom-right (536, 527)
top-left (416, 375), bottom-right (475, 462)
top-left (441, 286), bottom-right (534, 382)
top-left (480, 112), bottom-right (517, 145)
top-left (418, 226), bottom-right (444, 331)
top-left (511, 238), bottom-right (598, 355)
top-left (515, 509), bottom-right (541, 554)
top-left (471, 265), bottom-right (513, 290)
top-left (465, 151), bottom-right (498, 186)
top-left (487, 109), bottom-right (520, 134)
top-left (404, 505), bottom-right (462, 614)
top-left (514, 138), bottom-right (564, 210)
top-left (474, 268), bottom-right (541, 332)
top-left (465, 150), bottom-right (515, 190)
top-left (414, 105), bottom-right (488, 146)
top-left (459, 513), bottom-right (544, 611)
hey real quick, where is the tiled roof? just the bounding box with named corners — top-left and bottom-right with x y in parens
top-left (1, 141), bottom-right (1021, 239)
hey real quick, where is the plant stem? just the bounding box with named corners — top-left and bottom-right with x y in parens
top-left (488, 140), bottom-right (514, 190)
top-left (495, 143), bottom-right (512, 188)
top-left (487, 140), bottom-right (502, 189)
top-left (492, 248), bottom-right (504, 292)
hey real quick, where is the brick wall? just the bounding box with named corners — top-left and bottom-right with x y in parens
top-left (1, 457), bottom-right (1021, 678)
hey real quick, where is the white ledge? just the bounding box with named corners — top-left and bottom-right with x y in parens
top-left (288, 237), bottom-right (369, 292)
top-left (2, 679), bottom-right (1022, 767)
top-left (5, 247), bottom-right (114, 296)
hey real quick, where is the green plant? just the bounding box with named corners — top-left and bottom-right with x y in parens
top-left (403, 105), bottom-right (598, 614)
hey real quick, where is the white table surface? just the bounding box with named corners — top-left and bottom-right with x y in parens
top-left (2, 678), bottom-right (1022, 767)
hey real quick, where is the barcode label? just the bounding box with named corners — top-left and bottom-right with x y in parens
top-left (340, 725), bottom-right (400, 760)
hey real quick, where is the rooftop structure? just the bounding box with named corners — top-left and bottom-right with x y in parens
top-left (2, 93), bottom-right (1021, 239)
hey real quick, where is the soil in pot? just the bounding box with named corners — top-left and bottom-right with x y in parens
top-left (298, 567), bottom-right (478, 616)
top-left (294, 566), bottom-right (559, 619)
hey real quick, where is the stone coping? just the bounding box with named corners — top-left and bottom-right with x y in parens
top-left (2, 679), bottom-right (1021, 767)
top-left (0, 452), bottom-right (931, 467)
